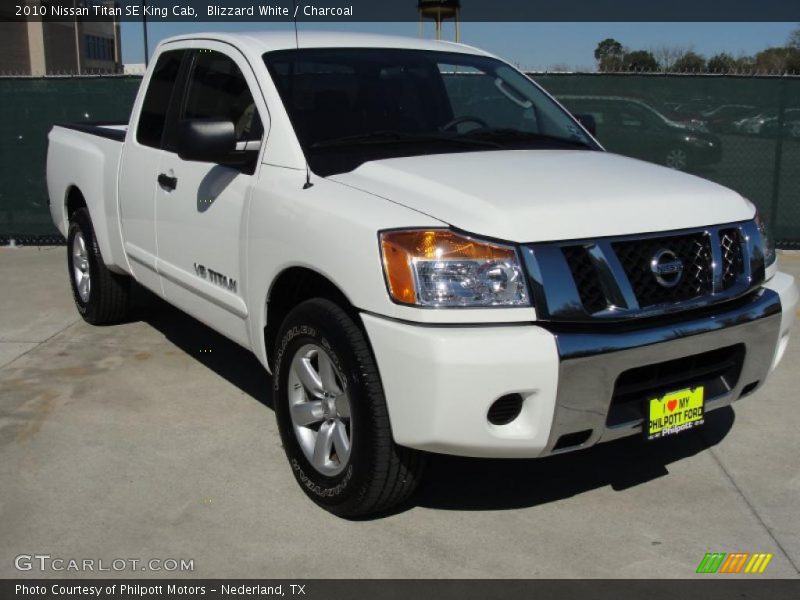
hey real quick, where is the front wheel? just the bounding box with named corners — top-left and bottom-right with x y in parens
top-left (273, 298), bottom-right (425, 517)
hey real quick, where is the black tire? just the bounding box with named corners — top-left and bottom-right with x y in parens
top-left (67, 207), bottom-right (130, 325)
top-left (273, 298), bottom-right (426, 517)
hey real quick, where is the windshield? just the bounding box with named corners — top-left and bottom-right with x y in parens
top-left (263, 48), bottom-right (598, 176)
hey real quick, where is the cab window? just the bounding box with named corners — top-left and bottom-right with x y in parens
top-left (137, 50), bottom-right (186, 148)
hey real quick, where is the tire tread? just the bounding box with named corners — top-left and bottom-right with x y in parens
top-left (275, 298), bottom-right (425, 517)
top-left (69, 208), bottom-right (130, 325)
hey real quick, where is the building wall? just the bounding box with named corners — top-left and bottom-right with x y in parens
top-left (81, 19), bottom-right (121, 73)
top-left (42, 21), bottom-right (79, 73)
top-left (0, 10), bottom-right (31, 74)
top-left (0, 3), bottom-right (121, 75)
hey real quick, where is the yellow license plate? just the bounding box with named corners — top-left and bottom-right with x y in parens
top-left (647, 386), bottom-right (705, 440)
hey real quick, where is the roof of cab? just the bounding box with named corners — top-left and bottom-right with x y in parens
top-left (159, 30), bottom-right (492, 58)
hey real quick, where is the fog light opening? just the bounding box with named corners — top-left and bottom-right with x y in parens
top-left (487, 393), bottom-right (524, 426)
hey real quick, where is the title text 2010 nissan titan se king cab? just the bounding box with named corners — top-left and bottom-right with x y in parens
top-left (46, 32), bottom-right (798, 517)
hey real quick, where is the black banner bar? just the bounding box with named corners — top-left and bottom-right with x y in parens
top-left (3, 580), bottom-right (800, 600)
top-left (4, 0), bottom-right (800, 22)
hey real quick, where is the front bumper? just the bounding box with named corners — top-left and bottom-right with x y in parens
top-left (362, 271), bottom-right (797, 458)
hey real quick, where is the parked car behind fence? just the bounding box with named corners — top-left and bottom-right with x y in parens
top-left (557, 95), bottom-right (722, 171)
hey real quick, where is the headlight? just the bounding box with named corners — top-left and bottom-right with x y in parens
top-left (755, 212), bottom-right (776, 267)
top-left (379, 229), bottom-right (530, 307)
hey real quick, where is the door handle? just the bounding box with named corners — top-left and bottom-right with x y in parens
top-left (157, 173), bottom-right (178, 191)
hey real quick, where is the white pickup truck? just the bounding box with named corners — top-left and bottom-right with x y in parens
top-left (48, 32), bottom-right (798, 517)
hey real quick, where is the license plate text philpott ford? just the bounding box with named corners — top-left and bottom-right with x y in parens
top-left (647, 386), bottom-right (705, 440)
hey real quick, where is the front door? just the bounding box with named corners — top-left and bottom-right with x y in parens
top-left (119, 49), bottom-right (187, 293)
top-left (154, 44), bottom-right (267, 346)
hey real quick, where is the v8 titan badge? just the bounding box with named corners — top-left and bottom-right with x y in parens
top-left (647, 386), bottom-right (705, 440)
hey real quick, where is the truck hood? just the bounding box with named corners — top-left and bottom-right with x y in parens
top-left (329, 150), bottom-right (754, 242)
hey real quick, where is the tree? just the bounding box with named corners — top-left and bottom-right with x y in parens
top-left (784, 49), bottom-right (800, 73)
top-left (706, 52), bottom-right (737, 73)
top-left (594, 38), bottom-right (624, 71)
top-left (755, 46), bottom-right (800, 73)
top-left (789, 26), bottom-right (800, 50)
top-left (623, 50), bottom-right (659, 72)
top-left (788, 51), bottom-right (800, 74)
top-left (673, 51), bottom-right (706, 73)
top-left (652, 44), bottom-right (691, 71)
top-left (734, 54), bottom-right (756, 73)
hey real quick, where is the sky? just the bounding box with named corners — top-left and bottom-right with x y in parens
top-left (120, 21), bottom-right (799, 70)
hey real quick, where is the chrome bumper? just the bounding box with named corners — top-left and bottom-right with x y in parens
top-left (543, 288), bottom-right (782, 454)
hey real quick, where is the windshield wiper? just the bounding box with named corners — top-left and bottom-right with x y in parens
top-left (310, 130), bottom-right (502, 149)
top-left (461, 128), bottom-right (594, 149)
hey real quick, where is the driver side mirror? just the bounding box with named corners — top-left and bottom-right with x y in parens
top-left (177, 118), bottom-right (236, 163)
top-left (573, 113), bottom-right (597, 137)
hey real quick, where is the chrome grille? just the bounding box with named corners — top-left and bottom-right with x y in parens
top-left (562, 245), bottom-right (607, 314)
top-left (611, 232), bottom-right (713, 307)
top-left (522, 220), bottom-right (764, 323)
top-left (719, 228), bottom-right (744, 290)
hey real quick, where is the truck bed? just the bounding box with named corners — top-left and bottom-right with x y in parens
top-left (54, 121), bottom-right (128, 142)
top-left (47, 123), bottom-right (130, 272)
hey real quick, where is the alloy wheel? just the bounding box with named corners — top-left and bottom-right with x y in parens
top-left (288, 343), bottom-right (352, 476)
top-left (72, 231), bottom-right (91, 303)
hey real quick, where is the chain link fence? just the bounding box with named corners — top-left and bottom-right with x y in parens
top-left (1, 72), bottom-right (799, 246)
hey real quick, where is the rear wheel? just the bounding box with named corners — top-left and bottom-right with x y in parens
top-left (67, 208), bottom-right (130, 325)
top-left (273, 298), bottom-right (425, 517)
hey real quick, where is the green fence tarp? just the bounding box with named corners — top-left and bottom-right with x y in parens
top-left (536, 73), bottom-right (800, 247)
top-left (1, 73), bottom-right (798, 246)
top-left (0, 76), bottom-right (141, 243)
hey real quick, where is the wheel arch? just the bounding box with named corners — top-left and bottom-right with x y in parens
top-left (66, 185), bottom-right (88, 221)
top-left (62, 182), bottom-right (128, 275)
top-left (62, 183), bottom-right (117, 269)
top-left (264, 266), bottom-right (362, 371)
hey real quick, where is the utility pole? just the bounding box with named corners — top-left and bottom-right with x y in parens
top-left (73, 0), bottom-right (82, 74)
top-left (142, 0), bottom-right (149, 67)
